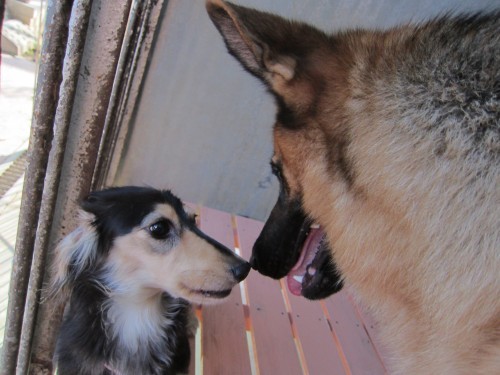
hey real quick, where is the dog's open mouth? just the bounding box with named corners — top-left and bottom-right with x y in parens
top-left (194, 288), bottom-right (232, 299)
top-left (287, 226), bottom-right (325, 295)
top-left (286, 226), bottom-right (344, 299)
top-left (251, 203), bottom-right (344, 299)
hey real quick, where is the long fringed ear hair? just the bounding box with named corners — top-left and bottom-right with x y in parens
top-left (50, 209), bottom-right (99, 301)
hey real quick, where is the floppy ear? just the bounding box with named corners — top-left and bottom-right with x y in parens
top-left (206, 0), bottom-right (325, 89)
top-left (50, 210), bottom-right (99, 299)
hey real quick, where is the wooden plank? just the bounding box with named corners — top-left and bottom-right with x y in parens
top-left (323, 290), bottom-right (387, 374)
top-left (348, 293), bottom-right (390, 373)
top-left (285, 287), bottom-right (348, 375)
top-left (199, 207), bottom-right (252, 375)
top-left (235, 216), bottom-right (303, 375)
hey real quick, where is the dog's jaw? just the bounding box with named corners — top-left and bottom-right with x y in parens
top-left (287, 227), bottom-right (326, 295)
top-left (285, 226), bottom-right (344, 299)
top-left (251, 191), bottom-right (344, 299)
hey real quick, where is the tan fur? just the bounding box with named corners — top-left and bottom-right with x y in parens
top-left (102, 204), bottom-right (241, 305)
top-left (207, 2), bottom-right (500, 373)
top-left (51, 210), bottom-right (99, 300)
top-left (282, 56), bottom-right (500, 374)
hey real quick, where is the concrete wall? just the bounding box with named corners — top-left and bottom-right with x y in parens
top-left (114, 0), bottom-right (498, 221)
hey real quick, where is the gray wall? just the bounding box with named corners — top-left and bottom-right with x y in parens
top-left (115, 0), bottom-right (498, 221)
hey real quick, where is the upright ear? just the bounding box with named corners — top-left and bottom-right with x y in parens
top-left (206, 0), bottom-right (326, 89)
top-left (50, 210), bottom-right (99, 300)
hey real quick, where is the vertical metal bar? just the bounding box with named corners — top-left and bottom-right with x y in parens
top-left (16, 1), bottom-right (93, 374)
top-left (93, 0), bottom-right (166, 189)
top-left (0, 2), bottom-right (73, 374)
top-left (99, 0), bottom-right (167, 188)
top-left (91, 0), bottom-right (140, 189)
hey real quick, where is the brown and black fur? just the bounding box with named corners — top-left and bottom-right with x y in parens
top-left (206, 1), bottom-right (499, 373)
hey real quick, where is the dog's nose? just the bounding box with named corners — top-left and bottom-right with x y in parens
top-left (231, 262), bottom-right (251, 282)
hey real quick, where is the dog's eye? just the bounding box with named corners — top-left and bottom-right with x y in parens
top-left (270, 161), bottom-right (282, 179)
top-left (148, 219), bottom-right (172, 240)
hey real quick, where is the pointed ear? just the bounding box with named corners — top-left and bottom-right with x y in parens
top-left (206, 0), bottom-right (324, 88)
top-left (50, 210), bottom-right (99, 300)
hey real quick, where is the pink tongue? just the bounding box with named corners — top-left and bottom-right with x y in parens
top-left (286, 228), bottom-right (325, 296)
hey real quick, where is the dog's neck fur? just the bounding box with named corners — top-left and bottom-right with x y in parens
top-left (104, 289), bottom-right (171, 355)
top-left (59, 273), bottom-right (191, 375)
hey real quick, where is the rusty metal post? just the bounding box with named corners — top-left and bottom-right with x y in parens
top-left (100, 0), bottom-right (167, 188)
top-left (91, 0), bottom-right (140, 189)
top-left (0, 2), bottom-right (73, 374)
top-left (16, 1), bottom-right (93, 374)
top-left (93, 0), bottom-right (166, 189)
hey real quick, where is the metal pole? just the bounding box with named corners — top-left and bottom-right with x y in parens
top-left (91, 0), bottom-right (140, 189)
top-left (0, 2), bottom-right (73, 374)
top-left (101, 0), bottom-right (167, 188)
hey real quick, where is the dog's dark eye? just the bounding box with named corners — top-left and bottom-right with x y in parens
top-left (270, 161), bottom-right (282, 179)
top-left (148, 219), bottom-right (172, 240)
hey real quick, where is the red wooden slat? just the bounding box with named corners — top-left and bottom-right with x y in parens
top-left (235, 216), bottom-right (303, 375)
top-left (199, 207), bottom-right (252, 375)
top-left (285, 289), bottom-right (348, 375)
top-left (323, 290), bottom-right (387, 374)
top-left (348, 294), bottom-right (391, 373)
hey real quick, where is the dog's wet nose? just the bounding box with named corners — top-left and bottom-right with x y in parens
top-left (232, 262), bottom-right (251, 282)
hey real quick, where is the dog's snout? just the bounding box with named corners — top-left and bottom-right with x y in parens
top-left (231, 262), bottom-right (251, 282)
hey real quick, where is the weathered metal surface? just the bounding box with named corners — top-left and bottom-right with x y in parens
top-left (101, 0), bottom-right (168, 186)
top-left (102, 0), bottom-right (168, 188)
top-left (90, 0), bottom-right (141, 189)
top-left (0, 1), bottom-right (73, 374)
top-left (16, 1), bottom-right (94, 374)
top-left (0, 0), bottom-right (5, 66)
top-left (114, 0), bottom-right (498, 221)
top-left (93, 0), bottom-right (166, 189)
top-left (27, 0), bottom-right (132, 373)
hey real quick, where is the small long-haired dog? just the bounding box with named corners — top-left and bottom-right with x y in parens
top-left (51, 186), bottom-right (250, 375)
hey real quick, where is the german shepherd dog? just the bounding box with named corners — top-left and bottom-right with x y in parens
top-left (206, 1), bottom-right (499, 373)
top-left (51, 186), bottom-right (250, 375)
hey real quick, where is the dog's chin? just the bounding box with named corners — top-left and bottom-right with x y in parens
top-left (286, 228), bottom-right (344, 300)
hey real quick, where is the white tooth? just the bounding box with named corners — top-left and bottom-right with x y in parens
top-left (307, 267), bottom-right (316, 276)
top-left (293, 275), bottom-right (304, 284)
top-left (310, 223), bottom-right (320, 229)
